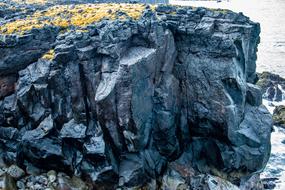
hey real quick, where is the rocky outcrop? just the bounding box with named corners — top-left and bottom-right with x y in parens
top-left (0, 75), bottom-right (17, 99)
top-left (0, 4), bottom-right (272, 189)
top-left (272, 105), bottom-right (285, 128)
top-left (257, 72), bottom-right (285, 102)
top-left (256, 72), bottom-right (285, 129)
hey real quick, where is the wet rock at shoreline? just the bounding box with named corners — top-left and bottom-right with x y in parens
top-left (262, 177), bottom-right (278, 189)
top-left (7, 165), bottom-right (25, 179)
top-left (273, 105), bottom-right (285, 128)
top-left (257, 72), bottom-right (285, 102)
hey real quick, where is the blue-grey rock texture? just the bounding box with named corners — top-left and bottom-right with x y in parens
top-left (0, 4), bottom-right (272, 189)
top-left (257, 72), bottom-right (285, 102)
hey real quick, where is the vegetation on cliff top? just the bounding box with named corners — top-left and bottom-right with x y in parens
top-left (10, 0), bottom-right (49, 5)
top-left (0, 2), bottom-right (232, 35)
top-left (0, 3), bottom-right (154, 34)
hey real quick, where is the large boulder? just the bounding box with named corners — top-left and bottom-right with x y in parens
top-left (272, 105), bottom-right (285, 128)
top-left (0, 4), bottom-right (272, 189)
top-left (257, 72), bottom-right (285, 102)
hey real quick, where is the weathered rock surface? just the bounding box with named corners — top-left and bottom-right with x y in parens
top-left (257, 72), bottom-right (285, 102)
top-left (272, 105), bottom-right (285, 128)
top-left (0, 4), bottom-right (272, 189)
top-left (0, 75), bottom-right (17, 100)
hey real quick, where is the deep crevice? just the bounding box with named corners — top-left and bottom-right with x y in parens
top-left (78, 62), bottom-right (91, 126)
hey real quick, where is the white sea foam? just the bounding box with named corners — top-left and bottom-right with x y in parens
top-left (262, 98), bottom-right (285, 190)
top-left (263, 99), bottom-right (285, 115)
top-left (261, 125), bottom-right (285, 190)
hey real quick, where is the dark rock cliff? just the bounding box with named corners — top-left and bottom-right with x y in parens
top-left (0, 3), bottom-right (272, 189)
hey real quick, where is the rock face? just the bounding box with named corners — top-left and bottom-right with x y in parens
top-left (0, 4), bottom-right (272, 189)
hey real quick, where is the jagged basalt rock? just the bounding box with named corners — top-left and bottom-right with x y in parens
top-left (0, 3), bottom-right (272, 189)
top-left (272, 105), bottom-right (285, 128)
top-left (0, 75), bottom-right (17, 100)
top-left (257, 71), bottom-right (285, 102)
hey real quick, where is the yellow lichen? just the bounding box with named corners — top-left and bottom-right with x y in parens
top-left (75, 29), bottom-right (89, 33)
top-left (11, 0), bottom-right (50, 5)
top-left (42, 49), bottom-right (55, 60)
top-left (149, 5), bottom-right (156, 12)
top-left (0, 3), bottom-right (152, 34)
top-left (208, 7), bottom-right (230, 14)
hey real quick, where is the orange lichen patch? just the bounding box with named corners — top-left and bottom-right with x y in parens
top-left (42, 49), bottom-right (55, 60)
top-left (0, 3), bottom-right (154, 34)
